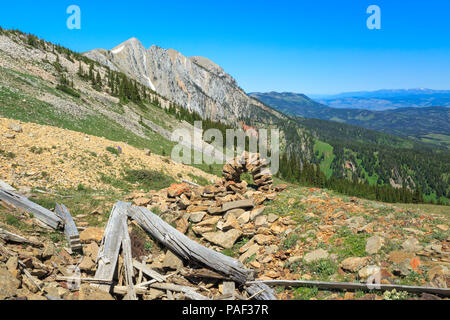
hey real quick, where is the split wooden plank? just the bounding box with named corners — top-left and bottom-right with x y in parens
top-left (127, 204), bottom-right (277, 300)
top-left (132, 259), bottom-right (165, 282)
top-left (120, 217), bottom-right (137, 300)
top-left (93, 201), bottom-right (129, 292)
top-left (0, 228), bottom-right (37, 245)
top-left (181, 268), bottom-right (228, 280)
top-left (246, 282), bottom-right (278, 300)
top-left (182, 179), bottom-right (200, 187)
top-left (127, 205), bottom-right (254, 284)
top-left (55, 203), bottom-right (81, 251)
top-left (247, 280), bottom-right (450, 298)
top-left (0, 189), bottom-right (62, 229)
top-left (0, 180), bottom-right (15, 191)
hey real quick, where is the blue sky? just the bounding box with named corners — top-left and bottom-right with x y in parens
top-left (1, 0), bottom-right (449, 94)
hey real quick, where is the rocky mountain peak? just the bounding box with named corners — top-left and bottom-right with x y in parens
top-left (84, 38), bottom-right (273, 124)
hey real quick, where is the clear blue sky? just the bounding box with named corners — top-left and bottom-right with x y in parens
top-left (1, 0), bottom-right (449, 94)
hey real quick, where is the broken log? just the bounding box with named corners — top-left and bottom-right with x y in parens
top-left (55, 203), bottom-right (81, 251)
top-left (127, 205), bottom-right (254, 284)
top-left (0, 189), bottom-right (62, 229)
top-left (120, 217), bottom-right (137, 300)
top-left (148, 282), bottom-right (210, 300)
top-left (132, 259), bottom-right (165, 282)
top-left (247, 280), bottom-right (450, 298)
top-left (127, 205), bottom-right (277, 300)
top-left (93, 201), bottom-right (129, 292)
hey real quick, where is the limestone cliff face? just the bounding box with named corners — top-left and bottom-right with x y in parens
top-left (84, 38), bottom-right (277, 124)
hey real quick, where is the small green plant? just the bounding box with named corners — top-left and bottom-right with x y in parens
top-left (106, 146), bottom-right (120, 156)
top-left (302, 259), bottom-right (338, 280)
top-left (383, 289), bottom-right (409, 300)
top-left (6, 214), bottom-right (20, 228)
top-left (0, 149), bottom-right (16, 159)
top-left (77, 183), bottom-right (86, 191)
top-left (56, 84), bottom-right (81, 98)
top-left (30, 146), bottom-right (45, 154)
top-left (124, 169), bottom-right (175, 191)
top-left (294, 286), bottom-right (319, 300)
top-left (144, 242), bottom-right (153, 251)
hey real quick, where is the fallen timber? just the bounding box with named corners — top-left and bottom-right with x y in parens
top-left (247, 280), bottom-right (450, 298)
top-left (55, 203), bottom-right (81, 251)
top-left (127, 204), bottom-right (277, 300)
top-left (0, 189), bottom-right (63, 229)
top-left (93, 201), bottom-right (129, 292)
top-left (0, 228), bottom-right (39, 246)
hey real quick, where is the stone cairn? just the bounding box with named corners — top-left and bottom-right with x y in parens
top-left (222, 152), bottom-right (274, 192)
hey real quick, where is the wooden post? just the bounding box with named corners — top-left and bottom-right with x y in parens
top-left (93, 201), bottom-right (129, 292)
top-left (120, 217), bottom-right (137, 300)
top-left (55, 203), bottom-right (81, 251)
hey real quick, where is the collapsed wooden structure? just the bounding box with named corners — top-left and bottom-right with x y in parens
top-left (91, 202), bottom-right (276, 300)
top-left (1, 184), bottom-right (449, 300)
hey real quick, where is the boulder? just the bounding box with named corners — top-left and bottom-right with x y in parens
top-left (189, 212), bottom-right (206, 223)
top-left (133, 198), bottom-right (152, 207)
top-left (359, 265), bottom-right (381, 279)
top-left (255, 215), bottom-right (268, 228)
top-left (8, 123), bottom-right (22, 133)
top-left (365, 235), bottom-right (384, 255)
top-left (267, 213), bottom-right (279, 223)
top-left (0, 266), bottom-right (20, 299)
top-left (80, 227), bottom-right (104, 243)
top-left (239, 244), bottom-right (260, 263)
top-left (388, 251), bottom-right (415, 264)
top-left (78, 284), bottom-right (114, 300)
top-left (250, 207), bottom-right (265, 221)
top-left (340, 257), bottom-right (369, 272)
top-left (402, 237), bottom-right (422, 253)
top-left (237, 212), bottom-right (250, 225)
top-left (163, 250), bottom-right (184, 271)
top-left (83, 242), bottom-right (99, 259)
top-left (222, 199), bottom-right (254, 212)
top-left (222, 214), bottom-right (241, 231)
top-left (78, 256), bottom-right (96, 272)
top-left (41, 240), bottom-right (56, 260)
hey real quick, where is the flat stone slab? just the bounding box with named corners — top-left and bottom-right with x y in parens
top-left (222, 199), bottom-right (254, 212)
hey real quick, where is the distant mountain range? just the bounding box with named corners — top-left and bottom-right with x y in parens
top-left (308, 89), bottom-right (450, 111)
top-left (249, 92), bottom-right (450, 148)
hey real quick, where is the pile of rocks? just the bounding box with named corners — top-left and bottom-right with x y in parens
top-left (222, 152), bottom-right (273, 191)
top-left (129, 175), bottom-right (287, 251)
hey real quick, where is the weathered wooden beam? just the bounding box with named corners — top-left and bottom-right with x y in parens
top-left (182, 179), bottom-right (200, 187)
top-left (127, 205), bottom-right (254, 284)
top-left (120, 217), bottom-right (137, 300)
top-left (55, 203), bottom-right (81, 251)
top-left (0, 189), bottom-right (62, 229)
top-left (0, 180), bottom-right (15, 191)
top-left (247, 280), bottom-right (450, 297)
top-left (93, 201), bottom-right (129, 292)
